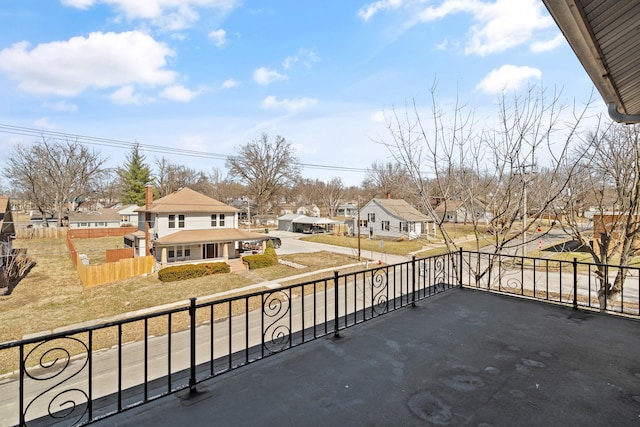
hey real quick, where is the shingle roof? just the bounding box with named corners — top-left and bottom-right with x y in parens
top-left (372, 198), bottom-right (431, 221)
top-left (67, 208), bottom-right (122, 222)
top-left (154, 228), bottom-right (268, 246)
top-left (136, 187), bottom-right (239, 214)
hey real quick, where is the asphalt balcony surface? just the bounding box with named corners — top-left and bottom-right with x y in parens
top-left (95, 288), bottom-right (640, 427)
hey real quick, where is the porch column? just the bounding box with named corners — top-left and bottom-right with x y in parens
top-left (161, 247), bottom-right (167, 264)
top-left (223, 243), bottom-right (229, 259)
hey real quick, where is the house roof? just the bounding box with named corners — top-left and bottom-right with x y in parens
top-left (369, 198), bottom-right (431, 222)
top-left (67, 208), bottom-right (122, 222)
top-left (542, 1), bottom-right (640, 122)
top-left (136, 187), bottom-right (239, 214)
top-left (154, 229), bottom-right (269, 246)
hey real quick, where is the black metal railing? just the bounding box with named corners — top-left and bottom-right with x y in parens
top-left (0, 253), bottom-right (458, 427)
top-left (2, 250), bottom-right (639, 426)
top-left (460, 250), bottom-right (640, 316)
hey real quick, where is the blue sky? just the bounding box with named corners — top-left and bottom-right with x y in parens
top-left (0, 0), bottom-right (601, 186)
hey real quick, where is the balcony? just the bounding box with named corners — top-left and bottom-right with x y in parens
top-left (1, 252), bottom-right (638, 426)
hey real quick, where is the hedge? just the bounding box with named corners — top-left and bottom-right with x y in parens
top-left (158, 262), bottom-right (230, 282)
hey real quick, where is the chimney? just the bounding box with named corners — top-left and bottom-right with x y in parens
top-left (146, 185), bottom-right (153, 209)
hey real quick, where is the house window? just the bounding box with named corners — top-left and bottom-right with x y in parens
top-left (219, 214), bottom-right (225, 226)
top-left (368, 213), bottom-right (376, 223)
top-left (168, 249), bottom-right (175, 258)
top-left (178, 214), bottom-right (185, 228)
top-left (177, 248), bottom-right (183, 258)
top-left (169, 215), bottom-right (175, 228)
top-left (400, 222), bottom-right (408, 232)
top-left (211, 214), bottom-right (217, 227)
top-left (185, 248), bottom-right (191, 257)
top-left (359, 219), bottom-right (368, 227)
top-left (381, 220), bottom-right (389, 231)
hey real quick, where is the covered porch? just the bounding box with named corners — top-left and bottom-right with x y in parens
top-left (152, 229), bottom-right (270, 266)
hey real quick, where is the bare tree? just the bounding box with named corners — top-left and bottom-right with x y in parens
top-left (362, 161), bottom-right (412, 200)
top-left (154, 157), bottom-right (205, 197)
top-left (378, 84), bottom-right (594, 281)
top-left (226, 133), bottom-right (300, 214)
top-left (4, 138), bottom-right (107, 224)
top-left (320, 177), bottom-right (345, 217)
top-left (562, 121), bottom-right (640, 308)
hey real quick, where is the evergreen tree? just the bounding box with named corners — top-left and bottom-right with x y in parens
top-left (119, 144), bottom-right (153, 206)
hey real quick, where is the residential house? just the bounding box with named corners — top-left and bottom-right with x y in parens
top-left (296, 204), bottom-right (321, 218)
top-left (357, 198), bottom-right (432, 239)
top-left (336, 203), bottom-right (357, 217)
top-left (434, 199), bottom-right (492, 224)
top-left (117, 204), bottom-right (139, 227)
top-left (64, 208), bottom-right (123, 228)
top-left (0, 196), bottom-right (16, 272)
top-left (131, 187), bottom-right (268, 265)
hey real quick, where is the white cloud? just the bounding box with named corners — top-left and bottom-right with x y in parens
top-left (531, 33), bottom-right (565, 53)
top-left (476, 64), bottom-right (542, 95)
top-left (109, 85), bottom-right (149, 105)
top-left (358, 0), bottom-right (404, 21)
top-left (370, 110), bottom-right (386, 124)
top-left (159, 84), bottom-right (200, 102)
top-left (0, 31), bottom-right (177, 97)
top-left (61, 0), bottom-right (239, 31)
top-left (369, 0), bottom-right (554, 56)
top-left (261, 96), bottom-right (317, 113)
top-left (208, 29), bottom-right (226, 47)
top-left (44, 100), bottom-right (78, 112)
top-left (221, 78), bottom-right (240, 88)
top-left (283, 48), bottom-right (319, 70)
top-left (253, 67), bottom-right (287, 85)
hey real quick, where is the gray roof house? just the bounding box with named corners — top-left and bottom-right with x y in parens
top-left (357, 198), bottom-right (432, 239)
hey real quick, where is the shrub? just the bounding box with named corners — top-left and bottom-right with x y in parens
top-left (158, 262), bottom-right (230, 282)
top-left (242, 253), bottom-right (278, 269)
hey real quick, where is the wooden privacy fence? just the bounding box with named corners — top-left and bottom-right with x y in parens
top-left (68, 227), bottom-right (137, 239)
top-left (76, 255), bottom-right (155, 287)
top-left (106, 248), bottom-right (135, 263)
top-left (15, 227), bottom-right (66, 239)
top-left (65, 230), bottom-right (154, 287)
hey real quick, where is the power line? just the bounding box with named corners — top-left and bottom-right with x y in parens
top-left (0, 123), bottom-right (369, 174)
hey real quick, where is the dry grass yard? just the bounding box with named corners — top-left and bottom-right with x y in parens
top-left (0, 237), bottom-right (360, 346)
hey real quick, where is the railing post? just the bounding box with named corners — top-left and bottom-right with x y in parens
top-left (188, 297), bottom-right (197, 393)
top-left (333, 271), bottom-right (340, 338)
top-left (458, 248), bottom-right (463, 288)
top-left (573, 258), bottom-right (578, 310)
top-left (411, 256), bottom-right (416, 307)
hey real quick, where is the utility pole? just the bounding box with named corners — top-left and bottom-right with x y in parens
top-left (518, 163), bottom-right (536, 258)
top-left (246, 197), bottom-right (250, 232)
top-left (357, 197), bottom-right (361, 261)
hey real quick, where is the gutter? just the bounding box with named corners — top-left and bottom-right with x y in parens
top-left (608, 103), bottom-right (640, 125)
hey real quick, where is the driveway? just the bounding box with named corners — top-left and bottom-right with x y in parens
top-left (267, 230), bottom-right (410, 265)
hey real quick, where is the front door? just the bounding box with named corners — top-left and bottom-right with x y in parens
top-left (204, 243), bottom-right (218, 259)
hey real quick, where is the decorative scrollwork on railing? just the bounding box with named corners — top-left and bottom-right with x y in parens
top-left (23, 336), bottom-right (89, 426)
top-left (503, 276), bottom-right (523, 293)
top-left (371, 268), bottom-right (388, 316)
top-left (433, 256), bottom-right (446, 288)
top-left (263, 290), bottom-right (291, 354)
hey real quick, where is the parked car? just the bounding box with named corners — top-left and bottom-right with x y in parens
top-left (242, 237), bottom-right (282, 250)
top-left (266, 237), bottom-right (282, 248)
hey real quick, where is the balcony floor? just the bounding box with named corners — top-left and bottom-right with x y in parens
top-left (95, 288), bottom-right (640, 427)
